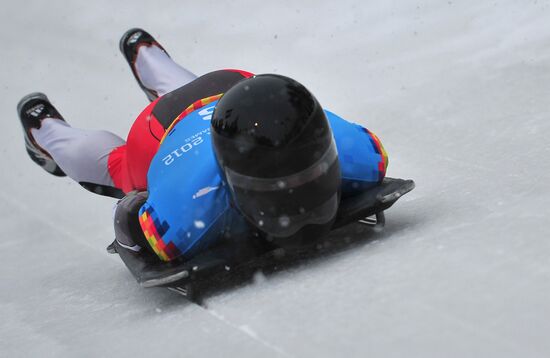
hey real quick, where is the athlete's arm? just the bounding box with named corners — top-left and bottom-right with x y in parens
top-left (324, 110), bottom-right (389, 196)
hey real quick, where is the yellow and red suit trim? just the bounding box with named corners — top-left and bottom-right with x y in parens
top-left (364, 128), bottom-right (389, 181)
top-left (139, 205), bottom-right (179, 262)
top-left (159, 94), bottom-right (223, 145)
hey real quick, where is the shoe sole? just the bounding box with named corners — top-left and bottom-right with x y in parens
top-left (17, 92), bottom-right (49, 117)
top-left (119, 27), bottom-right (145, 55)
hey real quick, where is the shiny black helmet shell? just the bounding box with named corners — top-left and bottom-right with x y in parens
top-left (211, 74), bottom-right (341, 238)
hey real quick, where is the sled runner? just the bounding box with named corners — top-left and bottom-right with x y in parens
top-left (113, 177), bottom-right (414, 300)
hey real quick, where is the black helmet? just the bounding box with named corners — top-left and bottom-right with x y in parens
top-left (211, 74), bottom-right (341, 241)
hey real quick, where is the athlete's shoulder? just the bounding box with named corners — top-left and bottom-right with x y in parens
top-left (141, 101), bottom-right (230, 262)
top-left (323, 109), bottom-right (388, 186)
top-left (138, 177), bottom-right (229, 261)
top-left (149, 98), bottom-right (219, 176)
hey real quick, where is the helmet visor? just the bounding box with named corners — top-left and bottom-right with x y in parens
top-left (225, 139), bottom-right (340, 237)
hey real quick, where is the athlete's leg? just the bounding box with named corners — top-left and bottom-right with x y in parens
top-left (135, 45), bottom-right (197, 96)
top-left (17, 92), bottom-right (127, 198)
top-left (119, 28), bottom-right (197, 100)
top-left (31, 118), bottom-right (126, 197)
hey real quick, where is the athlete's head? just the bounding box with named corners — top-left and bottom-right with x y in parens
top-left (211, 74), bottom-right (341, 243)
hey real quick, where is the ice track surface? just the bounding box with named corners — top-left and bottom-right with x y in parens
top-left (1, 1), bottom-right (550, 357)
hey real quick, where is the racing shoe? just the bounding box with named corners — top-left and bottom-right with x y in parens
top-left (119, 28), bottom-right (169, 101)
top-left (16, 92), bottom-right (66, 177)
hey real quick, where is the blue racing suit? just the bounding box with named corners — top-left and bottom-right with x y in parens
top-left (138, 100), bottom-right (388, 261)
